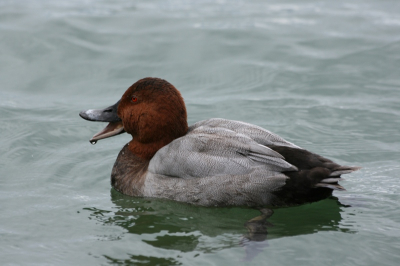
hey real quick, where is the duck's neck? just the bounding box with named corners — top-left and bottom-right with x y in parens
top-left (127, 119), bottom-right (189, 160)
top-left (128, 138), bottom-right (175, 160)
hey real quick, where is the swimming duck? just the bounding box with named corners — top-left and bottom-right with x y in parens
top-left (79, 77), bottom-right (360, 207)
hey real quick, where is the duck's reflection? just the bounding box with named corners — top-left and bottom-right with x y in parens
top-left (84, 189), bottom-right (355, 262)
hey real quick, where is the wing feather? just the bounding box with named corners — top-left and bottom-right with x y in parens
top-left (149, 119), bottom-right (297, 179)
top-left (189, 118), bottom-right (301, 149)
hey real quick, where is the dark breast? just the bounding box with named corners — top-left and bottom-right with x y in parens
top-left (111, 144), bottom-right (149, 196)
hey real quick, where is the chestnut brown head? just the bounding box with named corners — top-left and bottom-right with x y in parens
top-left (117, 78), bottom-right (188, 159)
top-left (80, 77), bottom-right (188, 159)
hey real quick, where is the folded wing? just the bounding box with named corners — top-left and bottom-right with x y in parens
top-left (148, 118), bottom-right (297, 179)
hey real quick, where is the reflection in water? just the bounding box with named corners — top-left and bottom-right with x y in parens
top-left (83, 189), bottom-right (355, 263)
top-left (103, 254), bottom-right (181, 266)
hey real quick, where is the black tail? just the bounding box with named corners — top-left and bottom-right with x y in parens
top-left (269, 146), bottom-right (360, 206)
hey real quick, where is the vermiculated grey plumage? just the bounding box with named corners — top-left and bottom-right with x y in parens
top-left (136, 119), bottom-right (359, 206)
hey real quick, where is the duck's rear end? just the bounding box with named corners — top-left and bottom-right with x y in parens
top-left (270, 146), bottom-right (360, 206)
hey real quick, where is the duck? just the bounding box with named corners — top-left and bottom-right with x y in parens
top-left (79, 77), bottom-right (360, 207)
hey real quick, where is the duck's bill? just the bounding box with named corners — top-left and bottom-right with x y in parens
top-left (79, 100), bottom-right (125, 143)
top-left (88, 121), bottom-right (125, 143)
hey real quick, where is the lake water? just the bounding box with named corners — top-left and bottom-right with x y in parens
top-left (1, 0), bottom-right (400, 265)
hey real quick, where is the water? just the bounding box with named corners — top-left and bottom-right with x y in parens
top-left (1, 0), bottom-right (400, 265)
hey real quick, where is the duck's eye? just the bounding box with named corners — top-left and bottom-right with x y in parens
top-left (131, 96), bottom-right (138, 103)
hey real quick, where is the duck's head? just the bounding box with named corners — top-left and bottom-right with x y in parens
top-left (80, 77), bottom-right (188, 159)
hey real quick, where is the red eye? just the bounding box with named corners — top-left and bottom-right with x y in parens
top-left (131, 96), bottom-right (138, 102)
